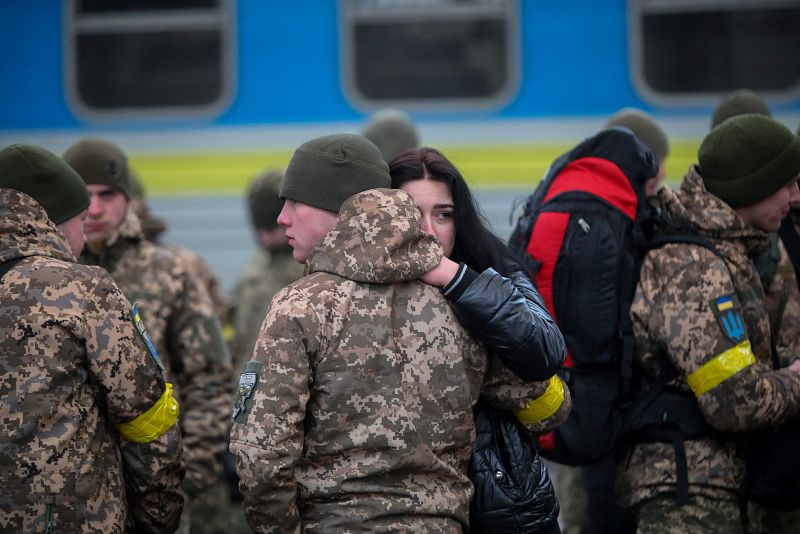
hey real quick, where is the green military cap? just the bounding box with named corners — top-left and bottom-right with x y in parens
top-left (248, 169), bottom-right (285, 230)
top-left (281, 134), bottom-right (390, 213)
top-left (699, 114), bottom-right (800, 209)
top-left (0, 143), bottom-right (89, 224)
top-left (711, 89), bottom-right (771, 129)
top-left (606, 108), bottom-right (669, 161)
top-left (361, 109), bottom-right (419, 163)
top-left (63, 138), bottom-right (131, 198)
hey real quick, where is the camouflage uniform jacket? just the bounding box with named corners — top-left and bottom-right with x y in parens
top-left (80, 208), bottom-right (231, 497)
top-left (0, 189), bottom-right (184, 532)
top-left (617, 167), bottom-right (800, 507)
top-left (230, 247), bottom-right (304, 372)
top-left (230, 189), bottom-right (563, 533)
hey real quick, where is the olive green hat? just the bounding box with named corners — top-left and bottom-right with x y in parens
top-left (606, 108), bottom-right (670, 161)
top-left (281, 134), bottom-right (391, 213)
top-left (63, 138), bottom-right (130, 198)
top-left (711, 89), bottom-right (771, 129)
top-left (0, 143), bottom-right (90, 224)
top-left (361, 109), bottom-right (419, 163)
top-left (699, 114), bottom-right (800, 209)
top-left (248, 169), bottom-right (285, 230)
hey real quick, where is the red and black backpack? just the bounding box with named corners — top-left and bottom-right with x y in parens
top-left (508, 128), bottom-right (714, 478)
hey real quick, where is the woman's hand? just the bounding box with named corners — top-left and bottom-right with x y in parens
top-left (421, 256), bottom-right (460, 287)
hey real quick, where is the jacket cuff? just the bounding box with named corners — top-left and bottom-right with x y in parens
top-left (442, 263), bottom-right (479, 301)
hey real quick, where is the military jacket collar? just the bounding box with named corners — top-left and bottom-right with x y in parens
top-left (0, 188), bottom-right (75, 264)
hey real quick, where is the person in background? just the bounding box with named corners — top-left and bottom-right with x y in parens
top-left (229, 169), bottom-right (303, 370)
top-left (63, 138), bottom-right (232, 534)
top-left (617, 114), bottom-right (800, 533)
top-left (711, 89), bottom-right (771, 129)
top-left (230, 133), bottom-right (565, 532)
top-left (606, 108), bottom-right (670, 197)
top-left (361, 108), bottom-right (420, 163)
top-left (0, 144), bottom-right (184, 532)
top-left (390, 146), bottom-right (570, 532)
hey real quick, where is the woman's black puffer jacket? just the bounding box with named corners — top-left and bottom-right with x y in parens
top-left (443, 266), bottom-right (566, 381)
top-left (469, 402), bottom-right (560, 534)
top-left (443, 265), bottom-right (565, 533)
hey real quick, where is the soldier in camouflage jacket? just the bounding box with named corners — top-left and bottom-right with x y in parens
top-left (617, 115), bottom-right (800, 531)
top-left (230, 187), bottom-right (568, 532)
top-left (79, 205), bottom-right (232, 498)
top-left (63, 139), bottom-right (233, 503)
top-left (0, 184), bottom-right (184, 533)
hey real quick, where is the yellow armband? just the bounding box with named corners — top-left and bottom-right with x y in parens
top-left (515, 375), bottom-right (565, 425)
top-left (116, 383), bottom-right (180, 443)
top-left (687, 341), bottom-right (756, 397)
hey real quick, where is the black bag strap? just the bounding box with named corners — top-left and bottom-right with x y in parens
top-left (0, 257), bottom-right (25, 280)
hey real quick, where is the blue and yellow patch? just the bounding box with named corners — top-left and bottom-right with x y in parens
top-left (709, 294), bottom-right (747, 345)
top-left (132, 302), bottom-right (166, 373)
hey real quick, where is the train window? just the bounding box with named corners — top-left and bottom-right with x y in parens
top-left (66, 0), bottom-right (234, 119)
top-left (340, 0), bottom-right (520, 110)
top-left (631, 0), bottom-right (800, 100)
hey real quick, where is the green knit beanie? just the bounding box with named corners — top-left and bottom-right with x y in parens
top-left (281, 134), bottom-right (391, 213)
top-left (699, 114), bottom-right (800, 209)
top-left (711, 89), bottom-right (770, 129)
top-left (128, 166), bottom-right (146, 202)
top-left (606, 108), bottom-right (670, 161)
top-left (248, 169), bottom-right (285, 230)
top-left (63, 138), bottom-right (130, 198)
top-left (361, 109), bottom-right (419, 163)
top-left (0, 144), bottom-right (90, 224)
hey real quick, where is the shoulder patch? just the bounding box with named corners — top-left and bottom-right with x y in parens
top-left (233, 360), bottom-right (263, 424)
top-left (709, 293), bottom-right (747, 345)
top-left (132, 302), bottom-right (166, 373)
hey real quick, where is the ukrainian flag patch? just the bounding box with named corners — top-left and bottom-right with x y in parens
top-left (709, 293), bottom-right (747, 345)
top-left (132, 302), bottom-right (166, 373)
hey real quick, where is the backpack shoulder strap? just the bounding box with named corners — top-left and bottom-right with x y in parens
top-left (753, 232), bottom-right (782, 291)
top-left (0, 257), bottom-right (26, 280)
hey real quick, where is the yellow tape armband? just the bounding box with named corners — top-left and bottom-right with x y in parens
top-left (687, 341), bottom-right (756, 397)
top-left (515, 375), bottom-right (565, 425)
top-left (116, 383), bottom-right (180, 443)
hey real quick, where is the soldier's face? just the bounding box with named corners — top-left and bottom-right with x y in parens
top-left (400, 178), bottom-right (456, 258)
top-left (277, 199), bottom-right (339, 264)
top-left (85, 184), bottom-right (128, 247)
top-left (736, 179), bottom-right (799, 232)
top-left (57, 209), bottom-right (88, 257)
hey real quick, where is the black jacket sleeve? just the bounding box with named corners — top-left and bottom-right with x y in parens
top-left (443, 264), bottom-right (566, 381)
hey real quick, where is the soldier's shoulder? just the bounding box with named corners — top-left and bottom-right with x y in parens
top-left (28, 255), bottom-right (115, 288)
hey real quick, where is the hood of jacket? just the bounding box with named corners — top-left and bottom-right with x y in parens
top-left (656, 165), bottom-right (769, 255)
top-left (0, 188), bottom-right (75, 264)
top-left (308, 188), bottom-right (442, 284)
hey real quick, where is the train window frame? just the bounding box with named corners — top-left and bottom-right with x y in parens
top-left (339, 0), bottom-right (521, 112)
top-left (629, 0), bottom-right (800, 106)
top-left (63, 0), bottom-right (236, 121)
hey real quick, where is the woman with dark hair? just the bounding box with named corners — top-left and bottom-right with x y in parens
top-left (389, 147), bottom-right (565, 380)
top-left (390, 147), bottom-right (568, 533)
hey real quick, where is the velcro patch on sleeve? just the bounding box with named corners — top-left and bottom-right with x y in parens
top-left (132, 302), bottom-right (166, 373)
top-left (232, 360), bottom-right (264, 424)
top-left (708, 293), bottom-right (748, 345)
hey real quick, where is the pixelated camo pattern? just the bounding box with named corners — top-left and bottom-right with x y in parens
top-left (617, 168), bottom-right (800, 506)
top-left (0, 189), bottom-right (184, 532)
top-left (230, 189), bottom-right (552, 533)
top-left (80, 207), bottom-right (231, 497)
